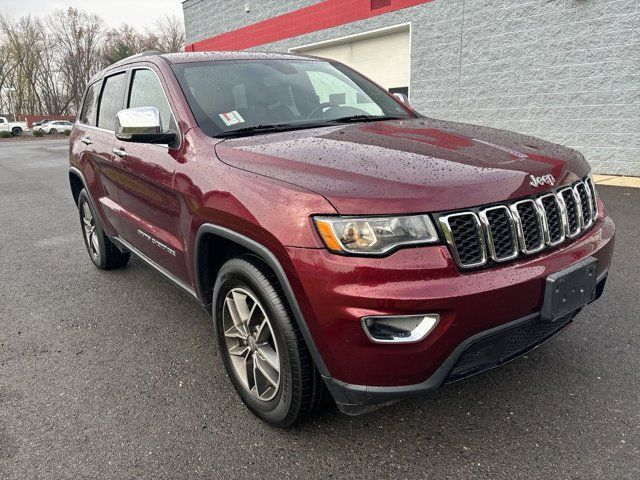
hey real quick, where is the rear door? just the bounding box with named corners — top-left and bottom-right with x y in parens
top-left (111, 66), bottom-right (190, 283)
top-left (72, 75), bottom-right (126, 236)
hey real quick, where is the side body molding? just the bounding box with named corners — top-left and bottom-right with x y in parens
top-left (194, 223), bottom-right (330, 377)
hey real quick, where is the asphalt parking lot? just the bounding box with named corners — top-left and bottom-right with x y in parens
top-left (1, 140), bottom-right (639, 479)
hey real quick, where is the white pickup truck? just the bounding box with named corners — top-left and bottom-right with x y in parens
top-left (0, 117), bottom-right (30, 136)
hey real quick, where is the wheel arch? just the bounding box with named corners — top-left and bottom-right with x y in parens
top-left (194, 223), bottom-right (330, 377)
top-left (69, 169), bottom-right (85, 205)
top-left (68, 166), bottom-right (120, 239)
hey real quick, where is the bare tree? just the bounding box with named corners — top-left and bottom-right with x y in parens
top-left (36, 35), bottom-right (70, 115)
top-left (101, 14), bottom-right (184, 66)
top-left (0, 37), bottom-right (13, 113)
top-left (0, 14), bottom-right (46, 116)
top-left (45, 8), bottom-right (105, 113)
top-left (149, 15), bottom-right (185, 54)
top-left (101, 24), bottom-right (155, 66)
top-left (0, 9), bottom-right (185, 116)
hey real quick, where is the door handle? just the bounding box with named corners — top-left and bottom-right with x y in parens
top-left (81, 136), bottom-right (92, 145)
top-left (112, 148), bottom-right (127, 158)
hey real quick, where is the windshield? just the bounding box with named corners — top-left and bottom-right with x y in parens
top-left (171, 59), bottom-right (415, 137)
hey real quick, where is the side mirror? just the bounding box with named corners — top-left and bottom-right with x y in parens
top-left (392, 92), bottom-right (410, 105)
top-left (115, 107), bottom-right (177, 144)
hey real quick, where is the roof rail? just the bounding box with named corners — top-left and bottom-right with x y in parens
top-left (111, 50), bottom-right (163, 67)
top-left (139, 50), bottom-right (163, 57)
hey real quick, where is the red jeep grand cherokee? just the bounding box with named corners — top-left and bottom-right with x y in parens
top-left (69, 51), bottom-right (614, 426)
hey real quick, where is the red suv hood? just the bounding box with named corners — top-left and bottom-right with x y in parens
top-left (214, 118), bottom-right (590, 214)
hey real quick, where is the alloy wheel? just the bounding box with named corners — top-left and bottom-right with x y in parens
top-left (81, 202), bottom-right (100, 260)
top-left (222, 287), bottom-right (281, 401)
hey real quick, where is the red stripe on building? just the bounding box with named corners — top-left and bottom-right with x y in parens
top-left (186, 0), bottom-right (433, 51)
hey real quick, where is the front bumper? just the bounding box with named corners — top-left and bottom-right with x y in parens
top-left (285, 210), bottom-right (615, 413)
top-left (325, 270), bottom-right (607, 414)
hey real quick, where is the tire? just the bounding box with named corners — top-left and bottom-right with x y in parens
top-left (77, 189), bottom-right (130, 270)
top-left (49, 128), bottom-right (57, 135)
top-left (213, 256), bottom-right (326, 427)
top-left (11, 127), bottom-right (22, 137)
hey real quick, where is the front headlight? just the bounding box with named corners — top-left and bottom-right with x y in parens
top-left (314, 214), bottom-right (439, 255)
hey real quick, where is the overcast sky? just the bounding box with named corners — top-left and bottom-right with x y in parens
top-left (1, 0), bottom-right (184, 30)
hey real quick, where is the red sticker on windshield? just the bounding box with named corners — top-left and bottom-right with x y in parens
top-left (219, 111), bottom-right (245, 126)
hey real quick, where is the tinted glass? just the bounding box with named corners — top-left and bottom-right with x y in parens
top-left (97, 73), bottom-right (126, 131)
top-left (128, 69), bottom-right (176, 131)
top-left (171, 59), bottom-right (413, 137)
top-left (307, 70), bottom-right (384, 116)
top-left (79, 82), bottom-right (99, 126)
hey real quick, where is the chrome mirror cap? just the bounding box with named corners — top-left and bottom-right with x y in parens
top-left (115, 106), bottom-right (162, 138)
top-left (114, 106), bottom-right (177, 145)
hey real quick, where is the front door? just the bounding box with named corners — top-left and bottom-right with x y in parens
top-left (110, 67), bottom-right (190, 284)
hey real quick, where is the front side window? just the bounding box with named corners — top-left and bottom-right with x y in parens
top-left (97, 72), bottom-right (126, 131)
top-left (79, 82), bottom-right (99, 126)
top-left (171, 59), bottom-right (413, 137)
top-left (128, 69), bottom-right (176, 132)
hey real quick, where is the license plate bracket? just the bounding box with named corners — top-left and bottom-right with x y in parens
top-left (541, 257), bottom-right (598, 322)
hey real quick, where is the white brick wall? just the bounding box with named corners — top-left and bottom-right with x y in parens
top-left (184, 0), bottom-right (640, 175)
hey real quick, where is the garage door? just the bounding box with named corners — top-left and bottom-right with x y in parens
top-left (292, 26), bottom-right (411, 98)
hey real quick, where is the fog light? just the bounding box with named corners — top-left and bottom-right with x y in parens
top-left (361, 314), bottom-right (439, 344)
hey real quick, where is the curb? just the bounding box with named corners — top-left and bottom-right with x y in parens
top-left (593, 175), bottom-right (640, 189)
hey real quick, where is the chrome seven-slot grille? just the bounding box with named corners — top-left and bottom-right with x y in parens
top-left (439, 177), bottom-right (598, 269)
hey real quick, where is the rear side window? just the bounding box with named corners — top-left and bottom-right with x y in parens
top-left (128, 69), bottom-right (176, 131)
top-left (97, 73), bottom-right (126, 131)
top-left (79, 82), bottom-right (99, 126)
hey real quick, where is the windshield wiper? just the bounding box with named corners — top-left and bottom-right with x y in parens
top-left (326, 115), bottom-right (405, 124)
top-left (216, 116), bottom-right (406, 138)
top-left (216, 123), bottom-right (299, 138)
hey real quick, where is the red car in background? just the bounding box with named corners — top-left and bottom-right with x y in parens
top-left (69, 51), bottom-right (614, 426)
